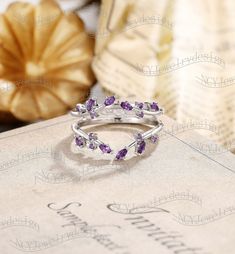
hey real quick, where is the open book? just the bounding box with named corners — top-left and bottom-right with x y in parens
top-left (0, 114), bottom-right (234, 253)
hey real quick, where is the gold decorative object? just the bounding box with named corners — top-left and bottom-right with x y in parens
top-left (0, 0), bottom-right (95, 122)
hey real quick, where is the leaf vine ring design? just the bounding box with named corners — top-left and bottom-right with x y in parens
top-left (71, 96), bottom-right (164, 160)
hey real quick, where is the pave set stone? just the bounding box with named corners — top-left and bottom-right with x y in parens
top-left (74, 96), bottom-right (160, 160)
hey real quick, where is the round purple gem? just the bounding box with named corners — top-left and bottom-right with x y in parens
top-left (150, 102), bottom-right (159, 111)
top-left (136, 141), bottom-right (146, 154)
top-left (86, 98), bottom-right (96, 111)
top-left (88, 143), bottom-right (97, 150)
top-left (75, 136), bottom-right (85, 147)
top-left (104, 96), bottom-right (115, 106)
top-left (116, 148), bottom-right (128, 160)
top-left (135, 102), bottom-right (144, 109)
top-left (136, 111), bottom-right (144, 118)
top-left (150, 135), bottom-right (158, 143)
top-left (99, 144), bottom-right (112, 153)
top-left (88, 133), bottom-right (97, 141)
top-left (120, 101), bottom-right (133, 111)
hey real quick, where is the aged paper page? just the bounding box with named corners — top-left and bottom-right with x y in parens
top-left (0, 114), bottom-right (235, 253)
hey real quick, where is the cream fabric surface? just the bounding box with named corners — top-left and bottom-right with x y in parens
top-left (92, 0), bottom-right (235, 151)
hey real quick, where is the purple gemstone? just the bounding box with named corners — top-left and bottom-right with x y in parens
top-left (86, 98), bottom-right (96, 111)
top-left (150, 135), bottom-right (158, 143)
top-left (136, 141), bottom-right (146, 154)
top-left (99, 144), bottom-right (112, 153)
top-left (90, 110), bottom-right (98, 119)
top-left (150, 102), bottom-right (159, 111)
top-left (120, 101), bottom-right (133, 111)
top-left (135, 133), bottom-right (143, 143)
top-left (116, 148), bottom-right (128, 160)
top-left (88, 143), bottom-right (97, 150)
top-left (75, 136), bottom-right (85, 147)
top-left (136, 111), bottom-right (144, 118)
top-left (104, 96), bottom-right (115, 106)
top-left (76, 104), bottom-right (82, 112)
top-left (135, 102), bottom-right (144, 109)
top-left (76, 104), bottom-right (86, 114)
top-left (88, 133), bottom-right (97, 141)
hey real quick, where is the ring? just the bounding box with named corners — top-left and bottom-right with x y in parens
top-left (71, 96), bottom-right (164, 160)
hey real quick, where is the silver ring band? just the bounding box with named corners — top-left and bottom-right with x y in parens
top-left (71, 96), bottom-right (164, 160)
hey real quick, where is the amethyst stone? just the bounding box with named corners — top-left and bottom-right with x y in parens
top-left (116, 148), bottom-right (128, 160)
top-left (135, 102), bottom-right (144, 109)
top-left (134, 133), bottom-right (143, 143)
top-left (89, 110), bottom-right (98, 119)
top-left (99, 144), bottom-right (112, 153)
top-left (88, 133), bottom-right (98, 141)
top-left (120, 101), bottom-right (133, 111)
top-left (88, 143), bottom-right (97, 150)
top-left (150, 135), bottom-right (158, 143)
top-left (88, 133), bottom-right (98, 150)
top-left (136, 141), bottom-right (146, 154)
top-left (135, 102), bottom-right (144, 118)
top-left (136, 111), bottom-right (144, 118)
top-left (75, 136), bottom-right (85, 147)
top-left (76, 104), bottom-right (86, 113)
top-left (104, 96), bottom-right (115, 106)
top-left (150, 102), bottom-right (159, 111)
top-left (86, 98), bottom-right (96, 111)
top-left (76, 104), bottom-right (82, 112)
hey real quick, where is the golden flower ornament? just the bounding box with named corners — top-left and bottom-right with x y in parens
top-left (0, 0), bottom-right (95, 122)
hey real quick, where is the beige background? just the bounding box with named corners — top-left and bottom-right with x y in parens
top-left (0, 114), bottom-right (234, 253)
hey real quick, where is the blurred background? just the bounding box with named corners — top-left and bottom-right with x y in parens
top-left (0, 0), bottom-right (234, 153)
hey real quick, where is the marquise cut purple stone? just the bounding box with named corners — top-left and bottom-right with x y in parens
top-left (120, 101), bottom-right (133, 111)
top-left (116, 148), bottom-right (128, 160)
top-left (135, 133), bottom-right (143, 143)
top-left (150, 102), bottom-right (159, 111)
top-left (75, 136), bottom-right (85, 147)
top-left (88, 133), bottom-right (97, 141)
top-left (99, 144), bottom-right (112, 153)
top-left (136, 111), bottom-right (144, 118)
top-left (150, 135), bottom-right (158, 143)
top-left (104, 96), bottom-right (115, 106)
top-left (90, 110), bottom-right (98, 119)
top-left (135, 102), bottom-right (144, 109)
top-left (136, 141), bottom-right (146, 154)
top-left (86, 98), bottom-right (96, 111)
